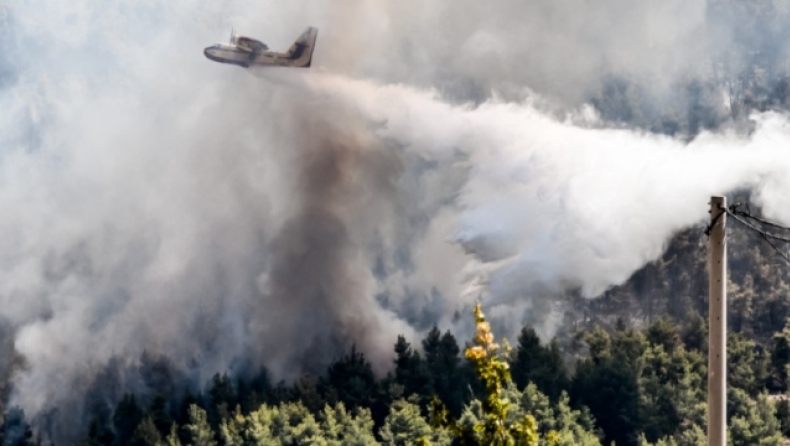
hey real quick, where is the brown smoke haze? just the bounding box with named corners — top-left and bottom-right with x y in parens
top-left (259, 100), bottom-right (413, 377)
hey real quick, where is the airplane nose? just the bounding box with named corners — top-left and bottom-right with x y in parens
top-left (204, 47), bottom-right (220, 61)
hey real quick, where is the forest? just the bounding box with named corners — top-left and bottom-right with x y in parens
top-left (3, 285), bottom-right (790, 445)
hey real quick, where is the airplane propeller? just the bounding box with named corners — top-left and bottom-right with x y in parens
top-left (230, 28), bottom-right (235, 44)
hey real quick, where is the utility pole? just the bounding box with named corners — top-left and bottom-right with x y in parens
top-left (708, 196), bottom-right (727, 446)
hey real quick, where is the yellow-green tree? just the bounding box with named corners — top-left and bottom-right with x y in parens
top-left (434, 303), bottom-right (553, 446)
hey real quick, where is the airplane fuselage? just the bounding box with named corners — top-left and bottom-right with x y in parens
top-left (204, 27), bottom-right (317, 69)
top-left (203, 46), bottom-right (302, 68)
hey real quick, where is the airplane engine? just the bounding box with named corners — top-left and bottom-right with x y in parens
top-left (236, 37), bottom-right (268, 52)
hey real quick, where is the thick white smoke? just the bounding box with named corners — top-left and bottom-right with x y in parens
top-left (2, 0), bottom-right (790, 440)
top-left (296, 73), bottom-right (790, 321)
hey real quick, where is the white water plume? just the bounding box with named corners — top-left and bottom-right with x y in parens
top-left (291, 72), bottom-right (790, 298)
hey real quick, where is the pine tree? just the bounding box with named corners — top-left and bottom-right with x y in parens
top-left (164, 424), bottom-right (182, 446)
top-left (148, 395), bottom-right (174, 438)
top-left (775, 398), bottom-right (790, 438)
top-left (770, 322), bottom-right (790, 392)
top-left (680, 312), bottom-right (707, 353)
top-left (323, 346), bottom-right (390, 426)
top-left (728, 333), bottom-right (768, 396)
top-left (638, 344), bottom-right (705, 443)
top-left (114, 394), bottom-right (143, 446)
top-left (511, 328), bottom-right (569, 401)
top-left (571, 326), bottom-right (645, 446)
top-left (282, 403), bottom-right (324, 445)
top-left (129, 417), bottom-right (161, 446)
top-left (728, 392), bottom-right (783, 446)
top-left (82, 416), bottom-right (115, 446)
top-left (550, 393), bottom-right (601, 446)
top-left (175, 391), bottom-right (202, 446)
top-left (380, 399), bottom-right (449, 446)
top-left (393, 336), bottom-right (430, 403)
top-left (420, 327), bottom-right (467, 416)
top-left (208, 373), bottom-right (236, 429)
top-left (294, 374), bottom-right (327, 413)
top-left (241, 368), bottom-right (275, 412)
top-left (183, 405), bottom-right (216, 446)
top-left (321, 403), bottom-right (379, 446)
top-left (645, 318), bottom-right (681, 354)
top-left (220, 404), bottom-right (276, 445)
top-left (512, 328), bottom-right (543, 391)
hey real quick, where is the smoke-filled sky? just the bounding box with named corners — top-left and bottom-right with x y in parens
top-left (3, 0), bottom-right (790, 439)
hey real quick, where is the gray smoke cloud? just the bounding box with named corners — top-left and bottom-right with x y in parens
top-left (2, 0), bottom-right (790, 441)
top-left (251, 93), bottom-right (417, 377)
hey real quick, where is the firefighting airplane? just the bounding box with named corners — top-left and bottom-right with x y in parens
top-left (204, 27), bottom-right (318, 68)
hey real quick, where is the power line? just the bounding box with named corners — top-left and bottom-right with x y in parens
top-left (719, 203), bottom-right (790, 262)
top-left (730, 203), bottom-right (790, 233)
top-left (758, 232), bottom-right (790, 264)
top-left (725, 208), bottom-right (790, 243)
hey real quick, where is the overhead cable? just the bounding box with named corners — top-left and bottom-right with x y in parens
top-left (719, 203), bottom-right (790, 263)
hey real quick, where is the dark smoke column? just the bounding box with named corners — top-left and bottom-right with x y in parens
top-left (259, 108), bottom-right (404, 377)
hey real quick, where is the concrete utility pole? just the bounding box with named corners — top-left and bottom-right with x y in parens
top-left (708, 196), bottom-right (727, 446)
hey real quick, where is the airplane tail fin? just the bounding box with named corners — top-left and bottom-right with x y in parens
top-left (287, 27), bottom-right (318, 68)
